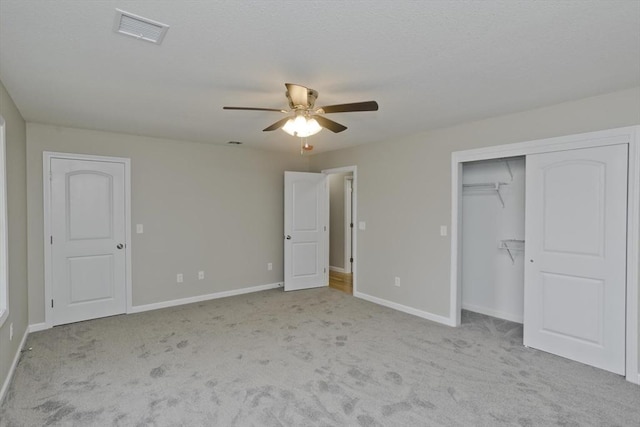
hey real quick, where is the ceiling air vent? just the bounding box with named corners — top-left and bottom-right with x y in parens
top-left (113, 9), bottom-right (169, 44)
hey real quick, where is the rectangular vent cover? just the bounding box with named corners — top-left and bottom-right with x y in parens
top-left (113, 9), bottom-right (169, 44)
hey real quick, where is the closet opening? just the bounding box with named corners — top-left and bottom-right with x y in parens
top-left (461, 156), bottom-right (525, 324)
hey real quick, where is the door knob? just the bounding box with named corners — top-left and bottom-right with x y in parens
top-left (117, 243), bottom-right (124, 249)
top-left (286, 235), bottom-right (292, 240)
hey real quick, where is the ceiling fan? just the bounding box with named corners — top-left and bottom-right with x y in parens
top-left (223, 83), bottom-right (379, 139)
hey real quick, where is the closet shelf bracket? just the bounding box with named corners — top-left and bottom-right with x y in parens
top-left (504, 160), bottom-right (513, 181)
top-left (499, 239), bottom-right (525, 264)
top-left (462, 182), bottom-right (508, 208)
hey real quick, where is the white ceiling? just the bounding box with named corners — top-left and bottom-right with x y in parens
top-left (1, 1), bottom-right (639, 154)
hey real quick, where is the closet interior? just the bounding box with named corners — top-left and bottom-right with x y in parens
top-left (461, 156), bottom-right (525, 323)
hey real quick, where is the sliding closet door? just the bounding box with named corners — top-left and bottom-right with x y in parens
top-left (524, 144), bottom-right (627, 374)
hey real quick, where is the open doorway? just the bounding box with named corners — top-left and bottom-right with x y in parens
top-left (323, 166), bottom-right (357, 295)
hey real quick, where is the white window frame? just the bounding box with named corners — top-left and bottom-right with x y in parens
top-left (0, 116), bottom-right (8, 327)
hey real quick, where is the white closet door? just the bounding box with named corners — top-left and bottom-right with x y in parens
top-left (524, 144), bottom-right (627, 374)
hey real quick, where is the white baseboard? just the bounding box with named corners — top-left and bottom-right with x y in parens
top-left (329, 266), bottom-right (345, 273)
top-left (28, 322), bottom-right (48, 333)
top-left (129, 282), bottom-right (282, 314)
top-left (0, 327), bottom-right (28, 405)
top-left (354, 291), bottom-right (456, 327)
top-left (462, 303), bottom-right (523, 324)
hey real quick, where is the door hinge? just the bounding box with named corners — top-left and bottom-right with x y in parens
top-left (324, 268), bottom-right (326, 273)
top-left (350, 257), bottom-right (354, 263)
top-left (324, 226), bottom-right (327, 231)
top-left (50, 235), bottom-right (53, 245)
top-left (350, 223), bottom-right (354, 228)
top-left (51, 299), bottom-right (54, 308)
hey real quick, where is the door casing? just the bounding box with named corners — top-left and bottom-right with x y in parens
top-left (344, 176), bottom-right (353, 274)
top-left (43, 151), bottom-right (132, 328)
top-left (450, 126), bottom-right (640, 384)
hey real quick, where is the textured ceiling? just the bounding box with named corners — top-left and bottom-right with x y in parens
top-left (1, 1), bottom-right (639, 153)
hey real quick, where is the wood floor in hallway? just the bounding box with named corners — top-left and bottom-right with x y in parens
top-left (329, 270), bottom-right (352, 294)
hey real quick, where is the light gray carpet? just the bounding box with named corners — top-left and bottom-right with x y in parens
top-left (1, 288), bottom-right (639, 426)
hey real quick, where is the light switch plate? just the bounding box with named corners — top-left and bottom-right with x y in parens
top-left (358, 221), bottom-right (366, 230)
top-left (440, 225), bottom-right (447, 236)
top-left (136, 224), bottom-right (144, 234)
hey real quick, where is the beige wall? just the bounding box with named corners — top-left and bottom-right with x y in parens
top-left (0, 80), bottom-right (28, 393)
top-left (26, 124), bottom-right (309, 324)
top-left (329, 172), bottom-right (351, 269)
top-left (309, 87), bottom-right (640, 341)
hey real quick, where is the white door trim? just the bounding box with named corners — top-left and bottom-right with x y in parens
top-left (450, 125), bottom-right (639, 384)
top-left (322, 166), bottom-right (357, 294)
top-left (0, 116), bottom-right (8, 329)
top-left (43, 151), bottom-right (132, 328)
top-left (344, 176), bottom-right (353, 274)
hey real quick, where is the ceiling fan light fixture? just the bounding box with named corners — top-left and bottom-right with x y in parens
top-left (282, 116), bottom-right (322, 138)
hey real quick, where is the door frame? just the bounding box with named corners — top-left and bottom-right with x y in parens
top-left (322, 166), bottom-right (357, 294)
top-left (43, 151), bottom-right (132, 328)
top-left (450, 126), bottom-right (639, 384)
top-left (344, 176), bottom-right (353, 274)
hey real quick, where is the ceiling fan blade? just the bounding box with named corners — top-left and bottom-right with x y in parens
top-left (314, 115), bottom-right (347, 133)
top-left (223, 106), bottom-right (287, 113)
top-left (285, 83), bottom-right (309, 107)
top-left (319, 101), bottom-right (379, 114)
top-left (263, 117), bottom-right (291, 132)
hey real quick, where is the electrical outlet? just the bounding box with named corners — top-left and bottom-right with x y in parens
top-left (177, 273), bottom-right (184, 283)
top-left (394, 277), bottom-right (401, 287)
top-left (267, 262), bottom-right (273, 271)
top-left (9, 323), bottom-right (13, 341)
top-left (198, 271), bottom-right (204, 280)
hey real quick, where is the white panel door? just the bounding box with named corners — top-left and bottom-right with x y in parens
top-left (51, 158), bottom-right (127, 325)
top-left (284, 171), bottom-right (327, 291)
top-left (524, 144), bottom-right (627, 374)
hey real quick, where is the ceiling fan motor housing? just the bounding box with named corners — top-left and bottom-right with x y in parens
top-left (287, 88), bottom-right (318, 109)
